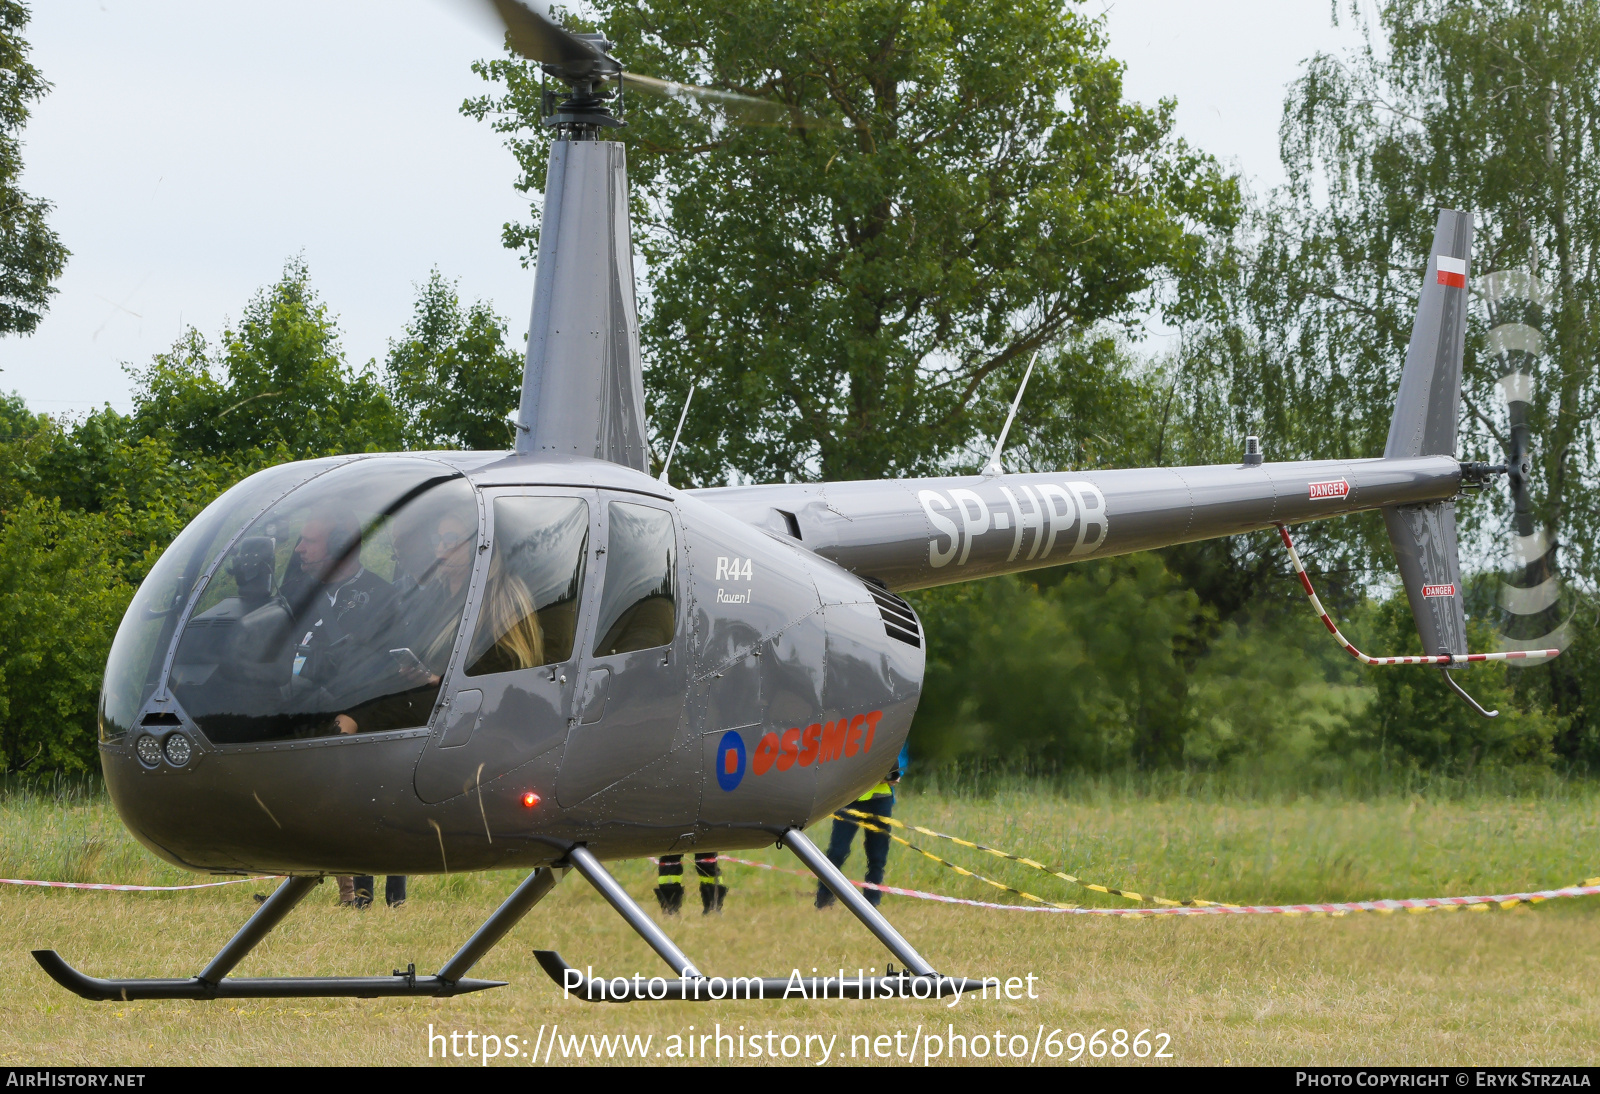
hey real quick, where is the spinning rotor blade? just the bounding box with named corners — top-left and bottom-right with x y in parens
top-left (485, 0), bottom-right (618, 79)
top-left (1483, 271), bottom-right (1569, 656)
top-left (619, 71), bottom-right (810, 128)
top-left (481, 0), bottom-right (818, 127)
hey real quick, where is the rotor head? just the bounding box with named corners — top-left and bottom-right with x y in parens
top-left (483, 0), bottom-right (814, 136)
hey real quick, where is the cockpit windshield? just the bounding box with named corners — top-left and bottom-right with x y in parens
top-left (99, 458), bottom-right (339, 741)
top-left (160, 457), bottom-right (479, 743)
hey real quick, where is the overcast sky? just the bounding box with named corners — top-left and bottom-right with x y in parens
top-left (4, 0), bottom-right (1368, 417)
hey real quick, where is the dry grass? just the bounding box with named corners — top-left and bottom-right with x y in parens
top-left (3, 779), bottom-right (1598, 1066)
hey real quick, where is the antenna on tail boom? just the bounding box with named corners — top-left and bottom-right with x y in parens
top-left (983, 352), bottom-right (1039, 479)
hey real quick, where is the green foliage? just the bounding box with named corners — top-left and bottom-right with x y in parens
top-left (0, 0), bottom-right (68, 335)
top-left (467, 0), bottom-right (1240, 482)
top-left (384, 270), bottom-right (523, 450)
top-left (0, 390), bottom-right (53, 510)
top-left (909, 555), bottom-right (1202, 769)
top-left (126, 259), bottom-right (403, 460)
top-left (0, 495), bottom-right (133, 773)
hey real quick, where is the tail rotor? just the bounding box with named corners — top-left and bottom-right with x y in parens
top-left (1482, 270), bottom-right (1571, 659)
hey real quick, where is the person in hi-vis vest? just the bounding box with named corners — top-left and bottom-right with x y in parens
top-left (816, 741), bottom-right (910, 908)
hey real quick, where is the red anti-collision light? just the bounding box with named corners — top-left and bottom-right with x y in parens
top-left (522, 791), bottom-right (540, 808)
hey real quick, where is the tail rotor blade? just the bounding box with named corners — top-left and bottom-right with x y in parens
top-left (1486, 267), bottom-right (1569, 659)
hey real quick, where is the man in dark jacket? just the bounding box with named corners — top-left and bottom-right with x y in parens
top-left (285, 511), bottom-right (409, 909)
top-left (817, 741), bottom-right (910, 909)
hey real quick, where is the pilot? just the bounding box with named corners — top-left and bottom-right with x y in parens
top-left (280, 510), bottom-right (399, 734)
top-left (816, 741), bottom-right (910, 909)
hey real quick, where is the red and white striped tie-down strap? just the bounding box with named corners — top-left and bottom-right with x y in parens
top-left (1274, 523), bottom-right (1560, 666)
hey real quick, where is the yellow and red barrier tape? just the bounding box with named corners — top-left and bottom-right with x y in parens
top-left (720, 853), bottom-right (1600, 916)
top-left (1, 875), bottom-right (274, 892)
top-left (836, 807), bottom-right (1232, 908)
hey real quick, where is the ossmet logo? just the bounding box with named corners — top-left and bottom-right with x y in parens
top-left (714, 712), bottom-right (886, 790)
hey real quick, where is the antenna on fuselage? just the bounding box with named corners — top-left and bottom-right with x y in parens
top-left (658, 381), bottom-right (697, 483)
top-left (982, 352), bottom-right (1038, 479)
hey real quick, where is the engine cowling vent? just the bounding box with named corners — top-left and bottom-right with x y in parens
top-left (868, 587), bottom-right (922, 649)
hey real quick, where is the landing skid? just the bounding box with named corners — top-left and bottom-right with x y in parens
top-left (34, 867), bottom-right (564, 1001)
top-left (539, 827), bottom-right (982, 1003)
top-left (35, 827), bottom-right (974, 1003)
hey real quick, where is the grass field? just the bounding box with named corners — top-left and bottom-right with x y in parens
top-left (3, 776), bottom-right (1599, 1067)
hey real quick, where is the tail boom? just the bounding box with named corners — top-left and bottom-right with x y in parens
top-left (694, 454), bottom-right (1460, 592)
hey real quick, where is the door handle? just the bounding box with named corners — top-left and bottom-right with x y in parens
top-left (438, 689), bottom-right (483, 749)
top-left (577, 667), bottom-right (612, 725)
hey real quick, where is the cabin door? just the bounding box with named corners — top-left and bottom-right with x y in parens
top-left (414, 488), bottom-right (598, 805)
top-left (555, 494), bottom-right (689, 806)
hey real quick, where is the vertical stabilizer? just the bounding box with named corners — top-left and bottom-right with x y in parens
top-left (515, 139), bottom-right (649, 471)
top-left (1383, 209), bottom-right (1473, 658)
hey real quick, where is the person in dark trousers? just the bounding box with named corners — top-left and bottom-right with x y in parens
top-left (816, 742), bottom-right (910, 909)
top-left (655, 852), bottom-right (726, 915)
top-left (351, 874), bottom-right (405, 909)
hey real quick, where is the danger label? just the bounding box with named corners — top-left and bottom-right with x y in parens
top-left (1308, 479), bottom-right (1350, 501)
top-left (1422, 584), bottom-right (1457, 598)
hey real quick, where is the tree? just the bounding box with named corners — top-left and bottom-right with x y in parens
top-left (384, 270), bottom-right (523, 451)
top-left (909, 555), bottom-right (1202, 769)
top-left (0, 495), bottom-right (132, 773)
top-left (127, 259), bottom-right (403, 460)
top-left (467, 0), bottom-right (1239, 483)
top-left (0, 1), bottom-right (68, 335)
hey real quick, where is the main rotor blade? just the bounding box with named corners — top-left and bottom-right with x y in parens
top-left (484, 0), bottom-right (617, 78)
top-left (622, 71), bottom-right (825, 128)
top-left (479, 1), bottom-right (820, 127)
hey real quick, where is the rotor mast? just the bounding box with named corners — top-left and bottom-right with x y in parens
top-left (511, 24), bottom-right (648, 470)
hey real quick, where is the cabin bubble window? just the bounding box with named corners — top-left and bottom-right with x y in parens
top-left (99, 459), bottom-right (332, 741)
top-left (160, 458), bottom-right (479, 743)
top-left (593, 502), bottom-right (677, 656)
top-left (464, 496), bottom-right (589, 676)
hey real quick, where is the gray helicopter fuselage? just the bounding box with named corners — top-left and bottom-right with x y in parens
top-left (98, 452), bottom-right (923, 876)
top-left (97, 445), bottom-right (1460, 878)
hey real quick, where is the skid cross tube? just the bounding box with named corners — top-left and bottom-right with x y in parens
top-left (198, 873), bottom-right (319, 984)
top-left (783, 826), bottom-right (937, 977)
top-left (533, 831), bottom-right (973, 1002)
top-left (32, 872), bottom-right (542, 1001)
top-left (564, 845), bottom-right (702, 978)
top-left (436, 867), bottom-right (563, 984)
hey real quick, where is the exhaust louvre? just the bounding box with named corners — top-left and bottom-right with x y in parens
top-left (868, 588), bottom-right (922, 649)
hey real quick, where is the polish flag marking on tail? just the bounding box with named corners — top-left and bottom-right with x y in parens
top-left (1422, 583), bottom-right (1457, 598)
top-left (1437, 255), bottom-right (1467, 288)
top-left (1308, 479), bottom-right (1350, 501)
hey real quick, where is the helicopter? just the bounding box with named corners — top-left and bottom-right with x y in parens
top-left (33, 0), bottom-right (1559, 1004)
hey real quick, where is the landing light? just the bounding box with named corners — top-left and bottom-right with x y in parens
top-left (522, 792), bottom-right (540, 808)
top-left (134, 734), bottom-right (163, 767)
top-left (163, 733), bottom-right (192, 767)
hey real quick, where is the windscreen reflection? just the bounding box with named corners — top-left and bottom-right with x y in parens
top-left (168, 458), bottom-right (478, 743)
